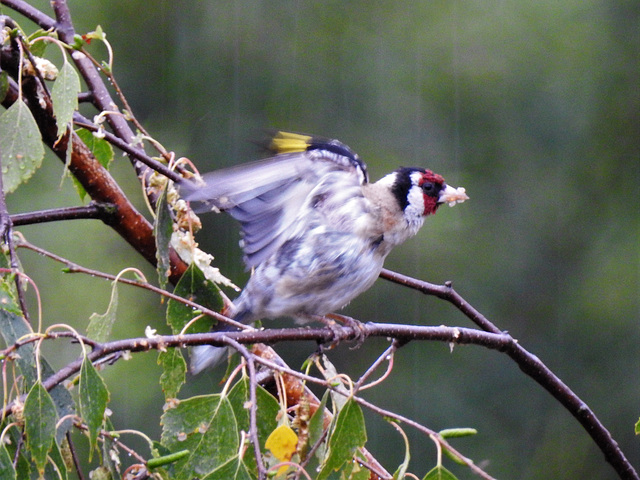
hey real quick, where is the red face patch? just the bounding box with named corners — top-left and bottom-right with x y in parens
top-left (419, 170), bottom-right (445, 186)
top-left (419, 170), bottom-right (445, 216)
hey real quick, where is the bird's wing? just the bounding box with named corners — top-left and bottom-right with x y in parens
top-left (182, 133), bottom-right (368, 269)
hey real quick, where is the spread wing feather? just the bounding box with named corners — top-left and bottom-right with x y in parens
top-left (182, 148), bottom-right (368, 268)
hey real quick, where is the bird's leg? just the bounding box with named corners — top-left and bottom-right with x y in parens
top-left (321, 313), bottom-right (367, 349)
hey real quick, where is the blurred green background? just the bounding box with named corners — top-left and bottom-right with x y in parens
top-left (2, 1), bottom-right (638, 478)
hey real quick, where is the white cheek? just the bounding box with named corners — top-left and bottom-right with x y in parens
top-left (404, 185), bottom-right (425, 225)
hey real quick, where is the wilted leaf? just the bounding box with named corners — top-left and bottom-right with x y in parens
top-left (0, 100), bottom-right (45, 193)
top-left (87, 280), bottom-right (118, 342)
top-left (265, 424), bottom-right (298, 462)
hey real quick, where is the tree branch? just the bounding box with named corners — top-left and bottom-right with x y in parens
top-left (0, 0), bottom-right (55, 28)
top-left (0, 63), bottom-right (189, 283)
top-left (10, 203), bottom-right (116, 226)
top-left (380, 268), bottom-right (638, 480)
top-left (13, 239), bottom-right (639, 479)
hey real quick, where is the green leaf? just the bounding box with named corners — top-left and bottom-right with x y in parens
top-left (0, 444), bottom-right (16, 480)
top-left (0, 273), bottom-right (23, 316)
top-left (73, 128), bottom-right (114, 201)
top-left (154, 185), bottom-right (173, 291)
top-left (0, 310), bottom-right (75, 441)
top-left (0, 71), bottom-right (9, 103)
top-left (319, 355), bottom-right (350, 412)
top-left (201, 455), bottom-right (253, 480)
top-left (438, 428), bottom-right (477, 439)
top-left (84, 25), bottom-right (107, 42)
top-left (8, 429), bottom-right (32, 479)
top-left (422, 465), bottom-right (458, 480)
top-left (47, 441), bottom-right (68, 480)
top-left (158, 348), bottom-right (187, 400)
top-left (51, 61), bottom-right (80, 139)
top-left (227, 377), bottom-right (280, 448)
top-left (87, 280), bottom-right (118, 343)
top-left (346, 462), bottom-right (370, 480)
top-left (147, 449), bottom-right (190, 470)
top-left (438, 428), bottom-right (476, 466)
top-left (167, 263), bottom-right (223, 334)
top-left (317, 398), bottom-right (367, 480)
top-left (0, 310), bottom-right (38, 386)
top-left (101, 427), bottom-right (120, 480)
top-left (308, 390), bottom-right (329, 460)
top-left (161, 394), bottom-right (239, 480)
top-left (0, 99), bottom-right (45, 193)
top-left (635, 417), bottom-right (640, 435)
top-left (24, 382), bottom-right (58, 476)
top-left (76, 128), bottom-right (114, 169)
top-left (78, 355), bottom-right (110, 456)
top-left (27, 30), bottom-right (52, 57)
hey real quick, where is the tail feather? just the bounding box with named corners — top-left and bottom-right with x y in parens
top-left (190, 345), bottom-right (230, 374)
top-left (189, 307), bottom-right (253, 374)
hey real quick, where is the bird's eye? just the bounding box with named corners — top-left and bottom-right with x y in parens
top-left (422, 182), bottom-right (435, 194)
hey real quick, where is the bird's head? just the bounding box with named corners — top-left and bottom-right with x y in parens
top-left (389, 167), bottom-right (468, 223)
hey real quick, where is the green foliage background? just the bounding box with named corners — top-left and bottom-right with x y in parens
top-left (2, 1), bottom-right (638, 478)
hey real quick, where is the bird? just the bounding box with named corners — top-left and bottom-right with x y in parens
top-left (181, 131), bottom-right (468, 373)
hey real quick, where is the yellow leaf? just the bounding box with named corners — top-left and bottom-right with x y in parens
top-left (265, 424), bottom-right (298, 462)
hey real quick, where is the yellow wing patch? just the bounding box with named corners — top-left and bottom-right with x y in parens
top-left (269, 131), bottom-right (313, 154)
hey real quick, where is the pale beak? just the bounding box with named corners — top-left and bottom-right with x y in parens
top-left (438, 184), bottom-right (469, 207)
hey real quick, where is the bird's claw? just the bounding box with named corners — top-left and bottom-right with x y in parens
top-left (323, 313), bottom-right (367, 349)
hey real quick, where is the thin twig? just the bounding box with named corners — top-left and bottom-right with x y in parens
top-left (16, 238), bottom-right (246, 331)
top-left (65, 431), bottom-right (86, 480)
top-left (72, 114), bottom-right (183, 183)
top-left (0, 136), bottom-right (30, 323)
top-left (353, 341), bottom-right (397, 392)
top-left (50, 1), bottom-right (148, 178)
top-left (251, 354), bottom-right (495, 480)
top-left (221, 337), bottom-right (266, 480)
top-left (380, 269), bottom-right (500, 333)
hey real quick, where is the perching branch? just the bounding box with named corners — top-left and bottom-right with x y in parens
top-left (380, 269), bottom-right (638, 480)
top-left (13, 229), bottom-right (640, 479)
